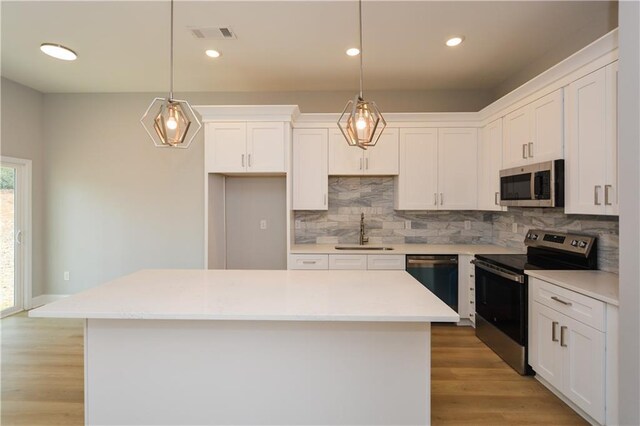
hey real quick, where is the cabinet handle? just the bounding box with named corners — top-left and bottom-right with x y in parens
top-left (552, 321), bottom-right (559, 342)
top-left (560, 326), bottom-right (568, 347)
top-left (360, 158), bottom-right (363, 170)
top-left (440, 193), bottom-right (444, 205)
top-left (594, 185), bottom-right (602, 205)
top-left (434, 193), bottom-right (438, 206)
top-left (605, 185), bottom-right (612, 206)
top-left (470, 287), bottom-right (474, 290)
top-left (551, 296), bottom-right (572, 306)
top-left (302, 260), bottom-right (317, 265)
top-left (495, 192), bottom-right (499, 205)
top-left (241, 154), bottom-right (245, 167)
top-left (248, 154), bottom-right (252, 168)
top-left (522, 144), bottom-right (528, 159)
top-left (528, 142), bottom-right (534, 158)
top-left (470, 301), bottom-right (474, 304)
top-left (365, 158), bottom-right (369, 170)
top-left (470, 313), bottom-right (474, 317)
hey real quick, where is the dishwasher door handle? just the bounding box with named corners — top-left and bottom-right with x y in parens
top-left (407, 259), bottom-right (458, 266)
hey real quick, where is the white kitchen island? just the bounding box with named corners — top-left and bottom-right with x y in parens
top-left (30, 269), bottom-right (459, 425)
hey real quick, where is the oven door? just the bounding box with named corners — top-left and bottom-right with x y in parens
top-left (499, 171), bottom-right (533, 206)
top-left (474, 261), bottom-right (527, 346)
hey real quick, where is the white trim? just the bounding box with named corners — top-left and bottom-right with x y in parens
top-left (194, 105), bottom-right (301, 122)
top-left (0, 156), bottom-right (32, 315)
top-left (30, 294), bottom-right (69, 309)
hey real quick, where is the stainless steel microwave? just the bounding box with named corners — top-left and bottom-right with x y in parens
top-left (499, 160), bottom-right (564, 207)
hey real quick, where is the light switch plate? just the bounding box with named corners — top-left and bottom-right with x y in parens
top-left (64, 271), bottom-right (70, 281)
top-left (405, 220), bottom-right (411, 229)
top-left (260, 219), bottom-right (267, 230)
top-left (512, 223), bottom-right (518, 233)
top-left (295, 220), bottom-right (302, 229)
top-left (464, 220), bottom-right (471, 230)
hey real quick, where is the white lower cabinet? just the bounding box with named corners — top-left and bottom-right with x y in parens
top-left (289, 254), bottom-right (329, 270)
top-left (529, 277), bottom-right (611, 425)
top-left (457, 255), bottom-right (475, 324)
top-left (329, 254), bottom-right (367, 270)
top-left (291, 254), bottom-right (405, 271)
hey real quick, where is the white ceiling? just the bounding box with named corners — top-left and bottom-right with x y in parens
top-left (1, 1), bottom-right (616, 94)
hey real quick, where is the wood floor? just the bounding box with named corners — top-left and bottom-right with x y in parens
top-left (1, 313), bottom-right (586, 425)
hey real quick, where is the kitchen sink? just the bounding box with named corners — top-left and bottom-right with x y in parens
top-left (334, 246), bottom-right (394, 251)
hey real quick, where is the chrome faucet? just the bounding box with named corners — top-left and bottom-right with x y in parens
top-left (359, 213), bottom-right (369, 245)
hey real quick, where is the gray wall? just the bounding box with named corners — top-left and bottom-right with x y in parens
top-left (42, 93), bottom-right (205, 294)
top-left (225, 177), bottom-right (286, 270)
top-left (0, 78), bottom-right (45, 297)
top-left (618, 1), bottom-right (640, 424)
top-left (295, 178), bottom-right (620, 273)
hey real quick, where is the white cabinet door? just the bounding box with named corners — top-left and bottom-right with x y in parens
top-left (531, 302), bottom-right (564, 390)
top-left (329, 254), bottom-right (367, 270)
top-left (437, 128), bottom-right (478, 210)
top-left (205, 123), bottom-right (247, 173)
top-left (530, 89), bottom-right (564, 163)
top-left (478, 119), bottom-right (504, 211)
top-left (566, 68), bottom-right (607, 215)
top-left (604, 62), bottom-right (619, 215)
top-left (503, 89), bottom-right (563, 168)
top-left (247, 122), bottom-right (285, 172)
top-left (289, 254), bottom-right (329, 270)
top-left (562, 315), bottom-right (606, 424)
top-left (292, 129), bottom-right (328, 210)
top-left (328, 129), bottom-right (365, 175)
top-left (503, 106), bottom-right (530, 168)
top-left (364, 128), bottom-right (399, 175)
top-left (395, 128), bottom-right (438, 210)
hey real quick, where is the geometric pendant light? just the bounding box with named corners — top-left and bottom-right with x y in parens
top-left (141, 0), bottom-right (201, 148)
top-left (337, 0), bottom-right (386, 150)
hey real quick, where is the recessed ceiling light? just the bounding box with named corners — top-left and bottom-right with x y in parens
top-left (40, 43), bottom-right (77, 61)
top-left (205, 49), bottom-right (221, 58)
top-left (446, 36), bottom-right (465, 47)
top-left (346, 48), bottom-right (360, 57)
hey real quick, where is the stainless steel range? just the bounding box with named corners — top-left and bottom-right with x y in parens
top-left (472, 230), bottom-right (597, 375)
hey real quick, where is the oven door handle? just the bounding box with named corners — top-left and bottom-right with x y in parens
top-left (471, 259), bottom-right (525, 284)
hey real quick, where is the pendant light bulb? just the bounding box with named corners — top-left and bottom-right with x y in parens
top-left (336, 0), bottom-right (386, 148)
top-left (140, 0), bottom-right (201, 149)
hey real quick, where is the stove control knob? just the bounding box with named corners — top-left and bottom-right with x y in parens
top-left (578, 241), bottom-right (588, 249)
top-left (527, 233), bottom-right (532, 239)
top-left (532, 234), bottom-right (539, 241)
top-left (571, 240), bottom-right (579, 247)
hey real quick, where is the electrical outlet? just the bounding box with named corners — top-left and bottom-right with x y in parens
top-left (512, 223), bottom-right (518, 233)
top-left (295, 220), bottom-right (302, 229)
top-left (464, 220), bottom-right (471, 230)
top-left (260, 219), bottom-right (267, 230)
top-left (64, 271), bottom-right (70, 281)
top-left (405, 220), bottom-right (411, 229)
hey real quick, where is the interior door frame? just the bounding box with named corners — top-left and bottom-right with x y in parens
top-left (1, 156), bottom-right (32, 317)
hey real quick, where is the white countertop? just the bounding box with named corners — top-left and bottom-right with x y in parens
top-left (526, 270), bottom-right (619, 306)
top-left (290, 243), bottom-right (522, 255)
top-left (29, 269), bottom-right (460, 323)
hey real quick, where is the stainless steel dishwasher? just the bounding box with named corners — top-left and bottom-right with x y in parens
top-left (406, 255), bottom-right (459, 312)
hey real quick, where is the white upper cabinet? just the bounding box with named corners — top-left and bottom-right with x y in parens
top-left (292, 129), bottom-right (328, 210)
top-left (438, 128), bottom-right (478, 210)
top-left (395, 128), bottom-right (477, 211)
top-left (565, 62), bottom-right (618, 215)
top-left (503, 89), bottom-right (563, 168)
top-left (328, 128), bottom-right (399, 175)
top-left (205, 122), bottom-right (286, 173)
top-left (395, 128), bottom-right (439, 210)
top-left (478, 119), bottom-right (505, 211)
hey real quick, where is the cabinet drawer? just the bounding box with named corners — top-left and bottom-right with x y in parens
top-left (531, 277), bottom-right (605, 331)
top-left (367, 255), bottom-right (405, 270)
top-left (329, 254), bottom-right (367, 270)
top-left (289, 254), bottom-right (329, 270)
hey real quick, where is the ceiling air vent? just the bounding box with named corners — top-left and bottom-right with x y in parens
top-left (188, 27), bottom-right (237, 40)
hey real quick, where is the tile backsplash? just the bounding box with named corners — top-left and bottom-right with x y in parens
top-left (294, 177), bottom-right (620, 273)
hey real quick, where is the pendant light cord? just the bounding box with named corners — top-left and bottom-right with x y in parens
top-left (169, 0), bottom-right (174, 100)
top-left (358, 0), bottom-right (364, 99)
